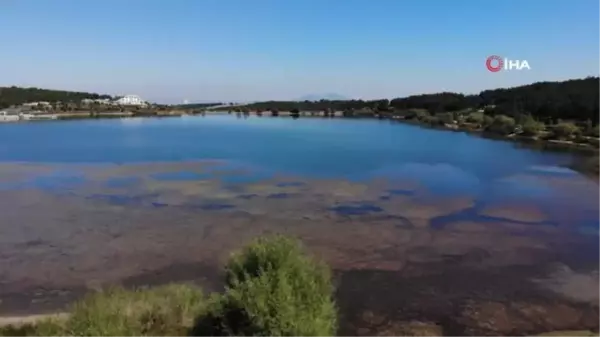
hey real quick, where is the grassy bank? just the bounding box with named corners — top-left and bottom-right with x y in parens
top-left (0, 235), bottom-right (337, 336)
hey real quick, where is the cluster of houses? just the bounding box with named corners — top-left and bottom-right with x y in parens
top-left (81, 94), bottom-right (148, 107)
top-left (0, 94), bottom-right (149, 122)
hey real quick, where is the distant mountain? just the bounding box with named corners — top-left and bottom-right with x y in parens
top-left (297, 93), bottom-right (349, 101)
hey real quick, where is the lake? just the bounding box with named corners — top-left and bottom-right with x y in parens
top-left (0, 115), bottom-right (598, 335)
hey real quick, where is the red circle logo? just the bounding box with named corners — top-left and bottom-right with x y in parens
top-left (486, 55), bottom-right (503, 72)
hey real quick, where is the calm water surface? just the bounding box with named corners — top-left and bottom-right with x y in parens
top-left (0, 115), bottom-right (582, 175)
top-left (0, 115), bottom-right (594, 206)
top-left (0, 115), bottom-right (597, 335)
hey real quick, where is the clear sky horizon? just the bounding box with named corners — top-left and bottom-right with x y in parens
top-left (1, 0), bottom-right (598, 104)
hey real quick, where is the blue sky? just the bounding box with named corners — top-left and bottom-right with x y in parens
top-left (0, 0), bottom-right (598, 103)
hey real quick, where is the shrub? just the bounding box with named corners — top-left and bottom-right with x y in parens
top-left (482, 115), bottom-right (494, 127)
top-left (466, 111), bottom-right (484, 124)
top-left (435, 112), bottom-right (455, 124)
top-left (422, 115), bottom-right (440, 125)
top-left (487, 115), bottom-right (516, 135)
top-left (521, 118), bottom-right (545, 136)
top-left (196, 235), bottom-right (337, 336)
top-left (552, 122), bottom-right (580, 139)
top-left (405, 109), bottom-right (429, 121)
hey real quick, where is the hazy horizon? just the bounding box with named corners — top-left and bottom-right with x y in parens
top-left (1, 0), bottom-right (598, 104)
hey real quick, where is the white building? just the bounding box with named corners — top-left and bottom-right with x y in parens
top-left (0, 108), bottom-right (22, 122)
top-left (114, 95), bottom-right (147, 106)
top-left (22, 101), bottom-right (51, 107)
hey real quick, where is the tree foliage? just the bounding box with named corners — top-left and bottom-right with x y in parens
top-left (196, 235), bottom-right (337, 336)
top-left (0, 86), bottom-right (112, 108)
top-left (487, 115), bottom-right (516, 135)
top-left (552, 122), bottom-right (580, 139)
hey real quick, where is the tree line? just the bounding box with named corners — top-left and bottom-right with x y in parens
top-left (0, 86), bottom-right (113, 109)
top-left (223, 77), bottom-right (599, 124)
top-left (173, 102), bottom-right (224, 110)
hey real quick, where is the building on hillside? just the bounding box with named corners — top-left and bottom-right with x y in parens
top-left (22, 101), bottom-right (51, 107)
top-left (114, 95), bottom-right (147, 106)
top-left (82, 98), bottom-right (112, 105)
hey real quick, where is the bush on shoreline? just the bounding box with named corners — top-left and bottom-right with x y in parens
top-left (551, 122), bottom-right (580, 139)
top-left (487, 115), bottom-right (516, 135)
top-left (521, 117), bottom-right (546, 136)
top-left (0, 235), bottom-right (338, 337)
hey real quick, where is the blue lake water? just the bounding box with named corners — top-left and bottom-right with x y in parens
top-left (0, 115), bottom-right (597, 223)
top-left (0, 115), bottom-right (598, 328)
top-left (0, 115), bottom-right (581, 178)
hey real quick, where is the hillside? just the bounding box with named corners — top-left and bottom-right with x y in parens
top-left (0, 86), bottom-right (113, 108)
top-left (172, 102), bottom-right (224, 109)
top-left (226, 77), bottom-right (599, 124)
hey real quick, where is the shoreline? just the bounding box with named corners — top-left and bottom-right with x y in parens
top-left (1, 110), bottom-right (598, 176)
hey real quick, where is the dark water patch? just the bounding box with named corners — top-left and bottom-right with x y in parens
top-left (578, 219), bottom-right (600, 236)
top-left (379, 214), bottom-right (414, 228)
top-left (13, 239), bottom-right (48, 249)
top-left (237, 193), bottom-right (258, 199)
top-left (86, 193), bottom-right (159, 206)
top-left (379, 195), bottom-right (391, 201)
top-left (330, 203), bottom-right (383, 216)
top-left (267, 193), bottom-right (292, 199)
top-left (276, 181), bottom-right (305, 187)
top-left (334, 263), bottom-right (599, 335)
top-left (430, 200), bottom-right (558, 230)
top-left (151, 202), bottom-right (169, 208)
top-left (105, 176), bottom-right (141, 188)
top-left (187, 203), bottom-right (235, 211)
top-left (151, 171), bottom-right (211, 181)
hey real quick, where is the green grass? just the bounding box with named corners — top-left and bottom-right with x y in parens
top-left (1, 235), bottom-right (338, 336)
top-left (0, 284), bottom-right (206, 336)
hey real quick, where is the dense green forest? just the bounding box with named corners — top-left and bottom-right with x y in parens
top-left (224, 77), bottom-right (599, 124)
top-left (0, 86), bottom-right (112, 108)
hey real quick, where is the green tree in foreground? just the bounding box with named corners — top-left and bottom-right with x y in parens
top-left (195, 235), bottom-right (337, 336)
